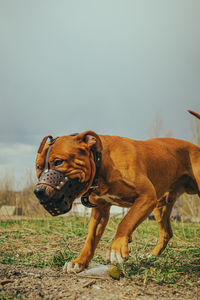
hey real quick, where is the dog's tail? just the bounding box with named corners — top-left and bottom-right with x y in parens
top-left (188, 110), bottom-right (200, 120)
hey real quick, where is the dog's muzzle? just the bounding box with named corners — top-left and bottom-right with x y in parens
top-left (37, 169), bottom-right (69, 190)
top-left (35, 135), bottom-right (100, 215)
top-left (34, 169), bottom-right (88, 216)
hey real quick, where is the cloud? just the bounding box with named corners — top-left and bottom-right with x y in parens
top-left (0, 143), bottom-right (34, 162)
top-left (0, 0), bottom-right (199, 189)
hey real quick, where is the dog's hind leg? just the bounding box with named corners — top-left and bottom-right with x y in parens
top-left (152, 170), bottom-right (200, 256)
top-left (151, 193), bottom-right (176, 256)
top-left (190, 149), bottom-right (200, 197)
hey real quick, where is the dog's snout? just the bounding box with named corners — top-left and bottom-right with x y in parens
top-left (34, 186), bottom-right (47, 202)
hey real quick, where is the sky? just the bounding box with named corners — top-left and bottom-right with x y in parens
top-left (0, 0), bottom-right (200, 189)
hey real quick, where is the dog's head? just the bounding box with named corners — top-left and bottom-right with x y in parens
top-left (34, 131), bottom-right (102, 216)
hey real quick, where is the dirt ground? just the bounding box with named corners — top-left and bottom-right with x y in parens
top-left (0, 264), bottom-right (199, 300)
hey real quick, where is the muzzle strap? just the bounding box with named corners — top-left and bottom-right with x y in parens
top-left (44, 141), bottom-right (53, 171)
top-left (37, 135), bottom-right (54, 154)
top-left (38, 135), bottom-right (57, 171)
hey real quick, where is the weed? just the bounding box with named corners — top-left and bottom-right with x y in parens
top-left (0, 217), bottom-right (199, 286)
top-left (0, 293), bottom-right (22, 300)
top-left (51, 247), bottom-right (76, 267)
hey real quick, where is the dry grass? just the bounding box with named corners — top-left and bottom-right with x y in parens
top-left (0, 216), bottom-right (199, 286)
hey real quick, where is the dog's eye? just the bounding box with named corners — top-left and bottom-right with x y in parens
top-left (36, 165), bottom-right (41, 171)
top-left (53, 160), bottom-right (64, 167)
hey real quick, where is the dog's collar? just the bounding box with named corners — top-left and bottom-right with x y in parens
top-left (37, 134), bottom-right (102, 208)
top-left (81, 151), bottom-right (101, 208)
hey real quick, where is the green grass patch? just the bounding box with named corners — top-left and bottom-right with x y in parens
top-left (0, 217), bottom-right (199, 286)
top-left (0, 293), bottom-right (22, 300)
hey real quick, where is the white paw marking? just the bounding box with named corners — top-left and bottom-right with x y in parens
top-left (63, 262), bottom-right (83, 273)
top-left (110, 250), bottom-right (117, 264)
top-left (116, 253), bottom-right (125, 264)
top-left (106, 251), bottom-right (110, 263)
top-left (108, 250), bottom-right (125, 265)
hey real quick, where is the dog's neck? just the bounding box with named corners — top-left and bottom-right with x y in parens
top-left (80, 150), bottom-right (102, 207)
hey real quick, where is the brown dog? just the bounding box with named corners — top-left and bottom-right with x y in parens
top-left (34, 110), bottom-right (200, 273)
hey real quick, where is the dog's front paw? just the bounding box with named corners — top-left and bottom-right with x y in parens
top-left (63, 261), bottom-right (85, 273)
top-left (106, 237), bottom-right (129, 265)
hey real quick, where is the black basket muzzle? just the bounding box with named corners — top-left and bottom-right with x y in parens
top-left (36, 169), bottom-right (88, 216)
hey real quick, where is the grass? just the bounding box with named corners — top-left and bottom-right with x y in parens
top-left (0, 294), bottom-right (22, 300)
top-left (0, 216), bottom-right (199, 286)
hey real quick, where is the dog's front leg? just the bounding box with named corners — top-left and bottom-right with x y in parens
top-left (64, 202), bottom-right (111, 273)
top-left (107, 182), bottom-right (157, 265)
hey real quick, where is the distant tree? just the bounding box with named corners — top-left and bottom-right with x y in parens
top-left (0, 172), bottom-right (16, 206)
top-left (190, 117), bottom-right (200, 145)
top-left (148, 113), bottom-right (173, 138)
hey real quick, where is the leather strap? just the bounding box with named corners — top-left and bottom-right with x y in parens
top-left (81, 152), bottom-right (101, 208)
top-left (37, 135), bottom-right (54, 154)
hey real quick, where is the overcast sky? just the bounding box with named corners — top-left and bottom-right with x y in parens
top-left (0, 0), bottom-right (200, 189)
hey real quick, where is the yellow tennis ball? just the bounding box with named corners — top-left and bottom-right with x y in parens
top-left (108, 266), bottom-right (121, 279)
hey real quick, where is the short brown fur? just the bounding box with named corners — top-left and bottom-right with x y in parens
top-left (35, 111), bottom-right (200, 271)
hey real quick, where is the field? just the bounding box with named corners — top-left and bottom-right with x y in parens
top-left (0, 216), bottom-right (199, 299)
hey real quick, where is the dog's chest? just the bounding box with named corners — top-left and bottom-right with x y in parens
top-left (93, 194), bottom-right (132, 207)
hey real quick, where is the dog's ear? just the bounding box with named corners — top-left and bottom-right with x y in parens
top-left (37, 135), bottom-right (53, 153)
top-left (75, 131), bottom-right (102, 152)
